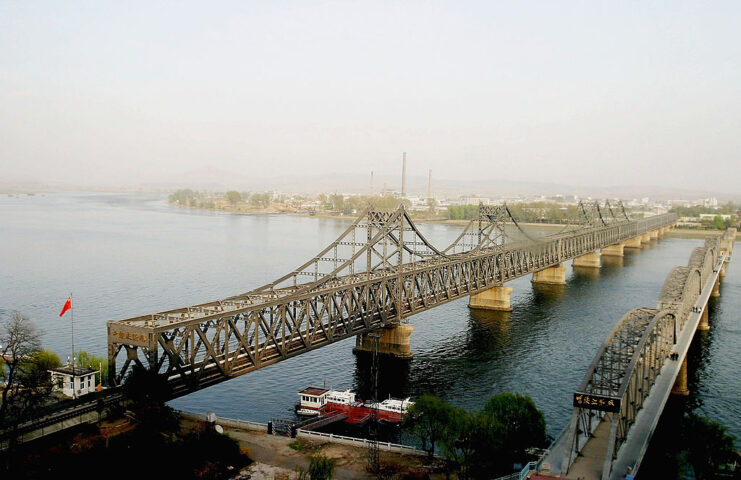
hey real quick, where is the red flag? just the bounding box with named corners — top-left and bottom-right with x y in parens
top-left (59, 296), bottom-right (72, 317)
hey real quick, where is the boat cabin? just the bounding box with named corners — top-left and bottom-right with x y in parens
top-left (326, 389), bottom-right (356, 405)
top-left (298, 387), bottom-right (329, 410)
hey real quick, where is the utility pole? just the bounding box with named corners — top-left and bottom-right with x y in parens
top-left (367, 332), bottom-right (383, 474)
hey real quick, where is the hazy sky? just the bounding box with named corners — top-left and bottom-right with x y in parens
top-left (1, 1), bottom-right (740, 192)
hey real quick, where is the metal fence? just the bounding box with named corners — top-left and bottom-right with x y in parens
top-left (296, 429), bottom-right (428, 456)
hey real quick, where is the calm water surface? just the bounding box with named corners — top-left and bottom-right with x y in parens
top-left (0, 192), bottom-right (738, 450)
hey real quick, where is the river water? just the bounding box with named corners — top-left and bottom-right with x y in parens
top-left (1, 192), bottom-right (738, 452)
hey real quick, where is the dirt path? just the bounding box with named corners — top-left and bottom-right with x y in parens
top-left (181, 419), bottom-right (439, 479)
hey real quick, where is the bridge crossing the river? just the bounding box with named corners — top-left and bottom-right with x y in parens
top-left (107, 201), bottom-right (677, 399)
top-left (541, 228), bottom-right (735, 480)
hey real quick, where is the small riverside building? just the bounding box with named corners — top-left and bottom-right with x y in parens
top-left (298, 387), bottom-right (329, 410)
top-left (49, 365), bottom-right (99, 398)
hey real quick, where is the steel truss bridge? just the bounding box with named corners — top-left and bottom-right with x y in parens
top-left (543, 228), bottom-right (735, 480)
top-left (107, 201), bottom-right (677, 398)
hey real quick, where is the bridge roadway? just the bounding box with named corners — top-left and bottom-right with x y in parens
top-left (541, 229), bottom-right (735, 480)
top-left (106, 203), bottom-right (677, 398)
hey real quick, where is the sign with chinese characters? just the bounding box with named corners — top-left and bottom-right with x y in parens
top-left (109, 324), bottom-right (151, 348)
top-left (573, 392), bottom-right (621, 413)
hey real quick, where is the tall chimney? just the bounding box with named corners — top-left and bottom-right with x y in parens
top-left (427, 169), bottom-right (432, 200)
top-left (370, 171), bottom-right (374, 196)
top-left (401, 152), bottom-right (407, 198)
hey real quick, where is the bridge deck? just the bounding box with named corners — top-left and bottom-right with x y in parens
top-left (543, 254), bottom-right (726, 480)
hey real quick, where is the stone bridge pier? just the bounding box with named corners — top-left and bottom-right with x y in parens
top-left (355, 324), bottom-right (414, 359)
top-left (469, 286), bottom-right (514, 311)
top-left (532, 264), bottom-right (568, 285)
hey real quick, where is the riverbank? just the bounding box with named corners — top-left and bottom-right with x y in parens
top-left (171, 203), bottom-right (741, 240)
top-left (178, 417), bottom-right (440, 480)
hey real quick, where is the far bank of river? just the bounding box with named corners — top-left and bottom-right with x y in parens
top-left (169, 201), bottom-right (737, 240)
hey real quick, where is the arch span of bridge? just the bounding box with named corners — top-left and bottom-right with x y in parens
top-left (107, 202), bottom-right (677, 398)
top-left (542, 228), bottom-right (735, 480)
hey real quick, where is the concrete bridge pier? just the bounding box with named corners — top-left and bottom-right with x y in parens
top-left (573, 251), bottom-right (601, 268)
top-left (469, 286), bottom-right (513, 311)
top-left (720, 262), bottom-right (728, 277)
top-left (698, 306), bottom-right (710, 331)
top-left (649, 230), bottom-right (659, 240)
top-left (601, 242), bottom-right (625, 257)
top-left (532, 264), bottom-right (567, 285)
top-left (624, 236), bottom-right (643, 249)
top-left (671, 357), bottom-right (690, 396)
top-left (640, 232), bottom-right (653, 244)
top-left (711, 277), bottom-right (721, 297)
top-left (355, 324), bottom-right (414, 359)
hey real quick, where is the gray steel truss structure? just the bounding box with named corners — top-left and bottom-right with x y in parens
top-left (107, 203), bottom-right (677, 398)
top-left (562, 231), bottom-right (731, 479)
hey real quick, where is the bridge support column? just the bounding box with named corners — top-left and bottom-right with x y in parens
top-left (711, 277), bottom-right (720, 297)
top-left (641, 232), bottom-right (653, 243)
top-left (671, 357), bottom-right (690, 396)
top-left (698, 306), bottom-right (710, 331)
top-left (601, 243), bottom-right (625, 257)
top-left (649, 229), bottom-right (659, 240)
top-left (624, 236), bottom-right (643, 249)
top-left (573, 251), bottom-right (601, 268)
top-left (468, 286), bottom-right (513, 311)
top-left (720, 262), bottom-right (728, 277)
top-left (532, 264), bottom-right (567, 285)
top-left (355, 324), bottom-right (414, 359)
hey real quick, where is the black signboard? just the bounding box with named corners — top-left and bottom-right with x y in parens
top-left (573, 392), bottom-right (621, 413)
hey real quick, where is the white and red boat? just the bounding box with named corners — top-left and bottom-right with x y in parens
top-left (297, 387), bottom-right (413, 424)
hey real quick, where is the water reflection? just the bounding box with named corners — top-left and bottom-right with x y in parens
top-left (600, 255), bottom-right (624, 269)
top-left (572, 265), bottom-right (601, 281)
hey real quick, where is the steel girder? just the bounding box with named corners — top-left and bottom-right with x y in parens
top-left (562, 233), bottom-right (727, 480)
top-left (108, 205), bottom-right (677, 396)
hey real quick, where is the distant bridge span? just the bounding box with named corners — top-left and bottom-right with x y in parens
top-left (107, 202), bottom-right (677, 398)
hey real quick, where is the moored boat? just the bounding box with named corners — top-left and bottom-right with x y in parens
top-left (296, 386), bottom-right (413, 424)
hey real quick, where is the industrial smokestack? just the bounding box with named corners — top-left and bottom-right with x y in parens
top-left (428, 169), bottom-right (432, 200)
top-left (401, 152), bottom-right (407, 198)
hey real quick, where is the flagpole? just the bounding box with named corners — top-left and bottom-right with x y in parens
top-left (71, 292), bottom-right (75, 399)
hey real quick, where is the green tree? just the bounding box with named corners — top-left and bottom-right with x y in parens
top-left (713, 215), bottom-right (725, 230)
top-left (249, 193), bottom-right (271, 208)
top-left (329, 194), bottom-right (345, 212)
top-left (409, 393), bottom-right (547, 479)
top-left (169, 189), bottom-right (198, 205)
top-left (440, 408), bottom-right (481, 480)
top-left (122, 364), bottom-right (178, 436)
top-left (77, 350), bottom-right (108, 386)
top-left (308, 454), bottom-right (337, 480)
top-left (25, 349), bottom-right (61, 380)
top-left (682, 414), bottom-right (737, 480)
top-left (404, 394), bottom-right (456, 461)
top-left (482, 393), bottom-right (546, 456)
top-left (225, 190), bottom-right (242, 205)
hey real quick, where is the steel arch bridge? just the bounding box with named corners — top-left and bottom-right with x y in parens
top-left (107, 201), bottom-right (677, 398)
top-left (549, 229), bottom-right (735, 480)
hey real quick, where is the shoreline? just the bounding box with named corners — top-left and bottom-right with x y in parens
top-left (169, 203), bottom-right (738, 240)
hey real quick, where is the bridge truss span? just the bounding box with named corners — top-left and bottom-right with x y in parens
top-left (551, 229), bottom-right (735, 480)
top-left (107, 203), bottom-right (677, 396)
